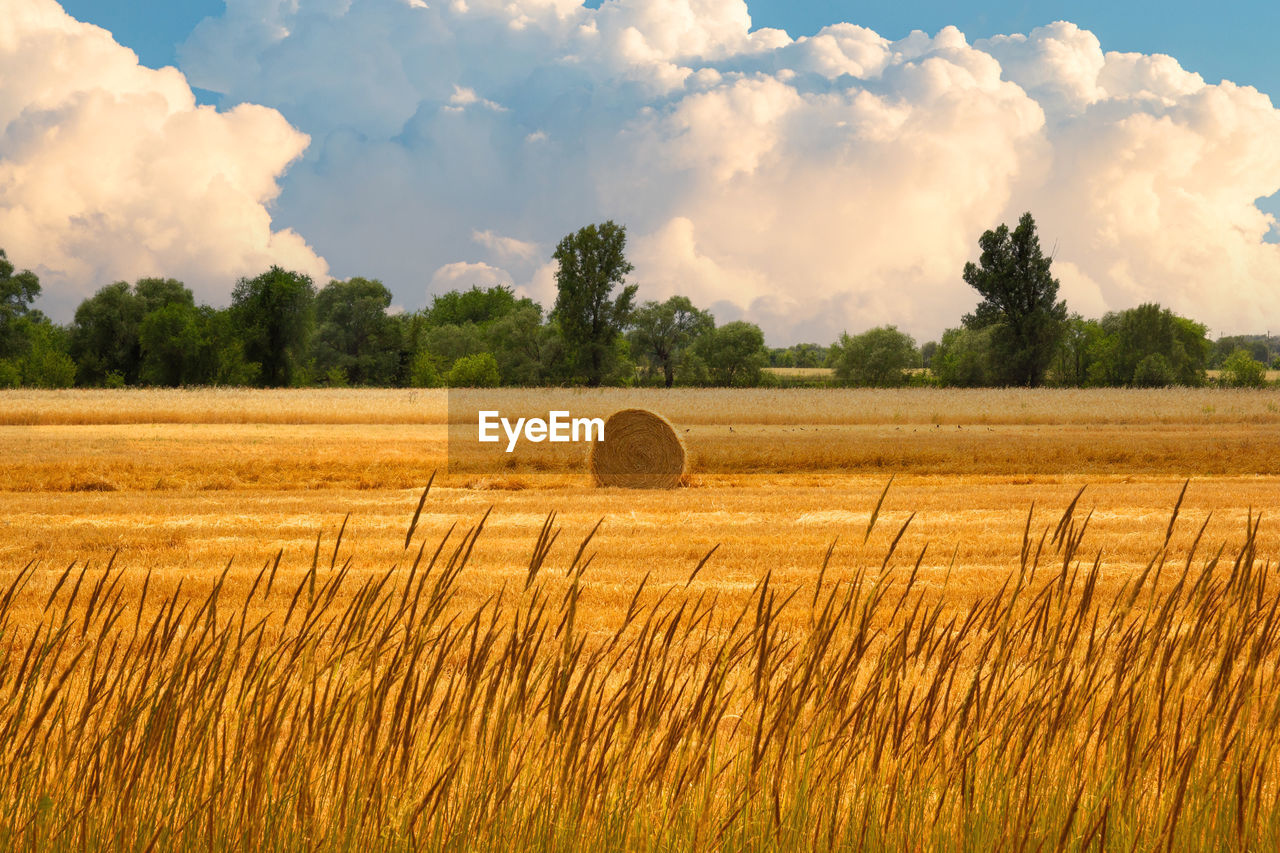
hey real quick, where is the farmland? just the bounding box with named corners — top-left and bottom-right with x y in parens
top-left (3, 388), bottom-right (1280, 848)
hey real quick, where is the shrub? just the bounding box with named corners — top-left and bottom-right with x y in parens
top-left (1220, 348), bottom-right (1267, 388)
top-left (447, 352), bottom-right (500, 387)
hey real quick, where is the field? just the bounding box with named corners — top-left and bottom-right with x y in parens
top-left (3, 388), bottom-right (1280, 849)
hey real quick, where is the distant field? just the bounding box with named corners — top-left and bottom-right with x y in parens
top-left (1207, 368), bottom-right (1280, 381)
top-left (4, 388), bottom-right (1280, 847)
top-left (762, 366), bottom-right (834, 378)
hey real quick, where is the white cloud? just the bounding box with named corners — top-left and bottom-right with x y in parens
top-left (428, 261), bottom-right (512, 295)
top-left (0, 0), bottom-right (328, 317)
top-left (471, 229), bottom-right (540, 262)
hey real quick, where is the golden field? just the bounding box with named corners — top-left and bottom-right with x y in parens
top-left (3, 388), bottom-right (1280, 849)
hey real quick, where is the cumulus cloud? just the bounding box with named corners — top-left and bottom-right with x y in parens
top-left (0, 0), bottom-right (327, 317)
top-left (429, 261), bottom-right (513, 293)
top-left (25, 0), bottom-right (1280, 340)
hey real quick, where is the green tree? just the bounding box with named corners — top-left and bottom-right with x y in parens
top-left (1132, 353), bottom-right (1175, 387)
top-left (962, 212), bottom-right (1067, 387)
top-left (70, 282), bottom-right (143, 384)
top-left (0, 249), bottom-right (42, 362)
top-left (829, 326), bottom-right (919, 387)
top-left (312, 278), bottom-right (398, 386)
top-left (7, 322), bottom-right (75, 388)
top-left (135, 278), bottom-right (194, 314)
top-left (1210, 335), bottom-right (1275, 369)
top-left (426, 285), bottom-right (532, 327)
top-left (139, 302), bottom-right (203, 386)
top-left (1087, 304), bottom-right (1209, 387)
top-left (694, 321), bottom-right (769, 387)
top-left (409, 351), bottom-right (444, 387)
top-left (932, 326), bottom-right (997, 387)
top-left (447, 352), bottom-right (501, 387)
top-left (70, 278), bottom-right (194, 385)
top-left (627, 296), bottom-right (714, 387)
top-left (1052, 314), bottom-right (1104, 387)
top-left (0, 250), bottom-right (75, 388)
top-left (230, 266), bottom-right (316, 387)
top-left (487, 305), bottom-right (567, 386)
top-left (419, 323), bottom-right (487, 375)
top-left (920, 341), bottom-right (938, 370)
top-left (551, 221), bottom-right (638, 386)
top-left (1220, 348), bottom-right (1267, 388)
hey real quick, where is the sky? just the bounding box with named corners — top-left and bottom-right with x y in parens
top-left (8, 0), bottom-right (1280, 343)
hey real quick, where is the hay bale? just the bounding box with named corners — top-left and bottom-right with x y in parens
top-left (589, 409), bottom-right (686, 489)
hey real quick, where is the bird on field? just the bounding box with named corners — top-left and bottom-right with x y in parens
top-left (729, 426), bottom-right (735, 432)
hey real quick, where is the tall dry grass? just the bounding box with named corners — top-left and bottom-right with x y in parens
top-left (3, 483), bottom-right (1280, 849)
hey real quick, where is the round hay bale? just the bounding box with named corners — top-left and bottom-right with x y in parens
top-left (589, 409), bottom-right (686, 489)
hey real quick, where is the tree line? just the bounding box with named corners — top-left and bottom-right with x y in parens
top-left (1, 216), bottom-right (1275, 389)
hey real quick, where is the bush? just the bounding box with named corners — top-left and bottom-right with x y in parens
top-left (1132, 353), bottom-right (1174, 388)
top-left (447, 353), bottom-right (501, 388)
top-left (324, 367), bottom-right (350, 388)
top-left (1220, 348), bottom-right (1267, 388)
top-left (409, 351), bottom-right (444, 388)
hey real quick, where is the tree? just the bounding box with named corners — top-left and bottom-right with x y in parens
top-left (1132, 353), bottom-right (1175, 387)
top-left (0, 249), bottom-right (42, 362)
top-left (932, 326), bottom-right (997, 387)
top-left (70, 278), bottom-right (195, 385)
top-left (920, 341), bottom-right (938, 370)
top-left (551, 221), bottom-right (638, 387)
top-left (962, 212), bottom-right (1067, 387)
top-left (1087, 304), bottom-right (1208, 387)
top-left (1051, 314), bottom-right (1104, 387)
top-left (70, 282), bottom-right (145, 385)
top-left (419, 323), bottom-right (487, 375)
top-left (231, 267), bottom-right (316, 387)
top-left (487, 305), bottom-right (567, 386)
top-left (409, 351), bottom-right (444, 388)
top-left (0, 250), bottom-right (73, 388)
top-left (426, 285), bottom-right (532, 327)
top-left (139, 302), bottom-right (203, 386)
top-left (311, 278), bottom-right (398, 386)
top-left (694, 321), bottom-right (769, 386)
top-left (829, 326), bottom-right (919, 387)
top-left (628, 296), bottom-right (714, 387)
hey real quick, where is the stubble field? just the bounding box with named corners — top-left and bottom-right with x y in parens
top-left (3, 387), bottom-right (1280, 849)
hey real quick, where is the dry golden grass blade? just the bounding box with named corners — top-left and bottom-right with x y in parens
top-left (865, 475), bottom-right (895, 545)
top-left (404, 471), bottom-right (437, 551)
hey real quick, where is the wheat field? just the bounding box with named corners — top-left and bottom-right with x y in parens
top-left (3, 388), bottom-right (1280, 849)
